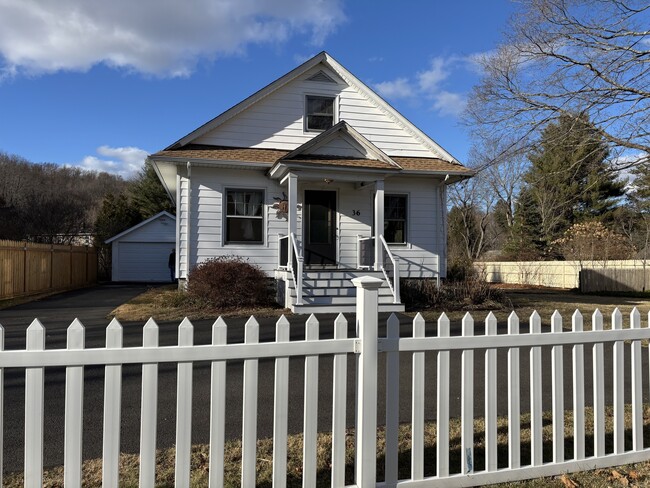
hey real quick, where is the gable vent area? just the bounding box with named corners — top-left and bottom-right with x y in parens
top-left (306, 70), bottom-right (336, 84)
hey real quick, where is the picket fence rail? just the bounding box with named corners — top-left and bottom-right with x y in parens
top-left (4, 275), bottom-right (650, 487)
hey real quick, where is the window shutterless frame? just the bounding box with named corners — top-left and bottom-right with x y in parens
top-left (304, 95), bottom-right (337, 132)
top-left (372, 193), bottom-right (409, 245)
top-left (224, 188), bottom-right (265, 244)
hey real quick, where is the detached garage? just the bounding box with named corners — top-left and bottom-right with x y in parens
top-left (106, 211), bottom-right (176, 282)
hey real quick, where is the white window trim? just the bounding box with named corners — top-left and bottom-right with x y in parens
top-left (303, 94), bottom-right (338, 133)
top-left (372, 192), bottom-right (411, 247)
top-left (223, 187), bottom-right (267, 246)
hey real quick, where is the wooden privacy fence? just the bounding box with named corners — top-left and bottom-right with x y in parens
top-left (0, 239), bottom-right (97, 299)
top-left (5, 276), bottom-right (650, 487)
top-left (580, 267), bottom-right (650, 293)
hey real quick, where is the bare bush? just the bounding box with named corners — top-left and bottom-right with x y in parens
top-left (187, 256), bottom-right (271, 310)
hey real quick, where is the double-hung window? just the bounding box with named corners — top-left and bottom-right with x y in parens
top-left (225, 189), bottom-right (264, 244)
top-left (305, 95), bottom-right (335, 131)
top-left (384, 194), bottom-right (407, 244)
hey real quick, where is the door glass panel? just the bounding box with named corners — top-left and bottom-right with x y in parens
top-left (309, 204), bottom-right (332, 244)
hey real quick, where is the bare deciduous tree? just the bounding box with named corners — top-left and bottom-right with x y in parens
top-left (470, 137), bottom-right (528, 230)
top-left (466, 0), bottom-right (650, 171)
top-left (448, 173), bottom-right (498, 261)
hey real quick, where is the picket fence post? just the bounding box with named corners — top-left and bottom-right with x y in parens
top-left (352, 275), bottom-right (383, 488)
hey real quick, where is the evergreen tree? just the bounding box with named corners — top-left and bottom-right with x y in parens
top-left (506, 114), bottom-right (624, 258)
top-left (129, 161), bottom-right (174, 218)
top-left (93, 192), bottom-right (143, 245)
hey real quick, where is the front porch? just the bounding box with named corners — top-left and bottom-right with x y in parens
top-left (271, 163), bottom-right (405, 313)
top-left (276, 226), bottom-right (404, 313)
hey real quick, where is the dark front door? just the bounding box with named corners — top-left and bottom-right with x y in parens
top-left (304, 190), bottom-right (337, 266)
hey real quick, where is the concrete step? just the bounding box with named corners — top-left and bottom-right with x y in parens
top-left (288, 283), bottom-right (394, 296)
top-left (297, 295), bottom-right (398, 306)
top-left (302, 270), bottom-right (383, 280)
top-left (292, 302), bottom-right (405, 314)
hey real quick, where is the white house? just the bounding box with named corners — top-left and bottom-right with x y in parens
top-left (149, 52), bottom-right (473, 313)
top-left (105, 211), bottom-right (176, 282)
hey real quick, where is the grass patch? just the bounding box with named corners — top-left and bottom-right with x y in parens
top-left (5, 405), bottom-right (650, 487)
top-left (109, 285), bottom-right (287, 322)
top-left (409, 288), bottom-right (650, 333)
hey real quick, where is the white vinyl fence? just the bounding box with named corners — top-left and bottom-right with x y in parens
top-left (3, 276), bottom-right (650, 487)
top-left (478, 259), bottom-right (649, 289)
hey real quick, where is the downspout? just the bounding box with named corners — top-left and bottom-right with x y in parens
top-left (440, 178), bottom-right (448, 287)
top-left (186, 161), bottom-right (192, 281)
top-left (175, 173), bottom-right (181, 284)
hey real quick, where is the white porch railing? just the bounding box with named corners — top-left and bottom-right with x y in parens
top-left (357, 235), bottom-right (374, 269)
top-left (278, 233), bottom-right (303, 306)
top-left (379, 234), bottom-right (400, 304)
top-left (357, 235), bottom-right (401, 304)
top-left (277, 234), bottom-right (289, 269)
top-left (5, 282), bottom-right (650, 487)
top-left (289, 232), bottom-right (303, 306)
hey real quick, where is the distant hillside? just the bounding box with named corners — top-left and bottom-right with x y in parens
top-left (0, 151), bottom-right (126, 243)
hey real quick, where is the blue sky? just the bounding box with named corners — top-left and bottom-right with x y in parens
top-left (0, 0), bottom-right (517, 178)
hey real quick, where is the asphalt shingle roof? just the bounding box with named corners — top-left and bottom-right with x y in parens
top-left (150, 144), bottom-right (473, 174)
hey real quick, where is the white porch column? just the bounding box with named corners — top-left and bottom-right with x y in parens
top-left (287, 173), bottom-right (298, 237)
top-left (374, 180), bottom-right (384, 271)
top-left (287, 172), bottom-right (298, 267)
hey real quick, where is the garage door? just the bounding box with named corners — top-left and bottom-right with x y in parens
top-left (117, 242), bottom-right (174, 282)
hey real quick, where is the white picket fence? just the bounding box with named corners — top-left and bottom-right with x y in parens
top-left (3, 275), bottom-right (650, 487)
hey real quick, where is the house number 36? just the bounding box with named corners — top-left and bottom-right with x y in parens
top-left (352, 210), bottom-right (360, 216)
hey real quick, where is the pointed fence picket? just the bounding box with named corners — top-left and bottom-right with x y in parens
top-left (102, 318), bottom-right (123, 488)
top-left (5, 280), bottom-right (650, 488)
top-left (208, 317), bottom-right (227, 488)
top-left (139, 318), bottom-right (159, 487)
top-left (507, 312), bottom-right (520, 470)
top-left (411, 313), bottom-right (425, 480)
top-left (572, 310), bottom-right (585, 461)
top-left (64, 319), bottom-right (85, 486)
top-left (241, 316), bottom-right (259, 487)
top-left (24, 319), bottom-right (45, 488)
top-left (272, 316), bottom-right (290, 488)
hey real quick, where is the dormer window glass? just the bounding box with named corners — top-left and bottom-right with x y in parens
top-left (305, 95), bottom-right (335, 132)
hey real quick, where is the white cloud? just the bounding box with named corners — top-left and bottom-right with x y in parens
top-left (375, 55), bottom-right (469, 117)
top-left (417, 57), bottom-right (450, 92)
top-left (431, 91), bottom-right (467, 117)
top-left (74, 145), bottom-right (148, 178)
top-left (0, 0), bottom-right (345, 78)
top-left (374, 78), bottom-right (415, 99)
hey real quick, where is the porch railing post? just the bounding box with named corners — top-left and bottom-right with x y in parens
top-left (352, 275), bottom-right (383, 488)
top-left (374, 180), bottom-right (384, 271)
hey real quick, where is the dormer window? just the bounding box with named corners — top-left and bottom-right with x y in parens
top-left (305, 95), bottom-right (335, 132)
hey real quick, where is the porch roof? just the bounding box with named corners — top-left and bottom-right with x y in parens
top-left (150, 144), bottom-right (474, 176)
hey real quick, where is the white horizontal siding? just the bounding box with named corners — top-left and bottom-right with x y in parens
top-left (310, 138), bottom-right (365, 158)
top-left (385, 177), bottom-right (445, 278)
top-left (193, 64), bottom-right (437, 158)
top-left (186, 167), bottom-right (288, 276)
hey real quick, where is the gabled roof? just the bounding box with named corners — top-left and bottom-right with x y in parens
top-left (166, 52), bottom-right (460, 164)
top-left (105, 211), bottom-right (176, 244)
top-left (279, 121), bottom-right (400, 168)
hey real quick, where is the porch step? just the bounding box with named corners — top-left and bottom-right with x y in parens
top-left (292, 303), bottom-right (406, 314)
top-left (284, 269), bottom-right (405, 314)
